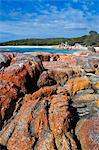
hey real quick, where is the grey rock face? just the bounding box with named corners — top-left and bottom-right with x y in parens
top-left (0, 54), bottom-right (10, 69)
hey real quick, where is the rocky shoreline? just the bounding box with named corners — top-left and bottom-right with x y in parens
top-left (0, 51), bottom-right (99, 150)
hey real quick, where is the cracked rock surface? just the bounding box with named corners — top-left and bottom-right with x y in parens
top-left (0, 52), bottom-right (99, 150)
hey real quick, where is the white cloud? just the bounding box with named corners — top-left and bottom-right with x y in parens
top-left (0, 4), bottom-right (99, 41)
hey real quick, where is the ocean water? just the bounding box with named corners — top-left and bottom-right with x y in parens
top-left (0, 47), bottom-right (81, 54)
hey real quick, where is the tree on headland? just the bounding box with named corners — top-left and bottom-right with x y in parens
top-left (89, 31), bottom-right (97, 36)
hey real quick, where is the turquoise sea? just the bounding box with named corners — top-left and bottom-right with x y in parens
top-left (0, 47), bottom-right (81, 54)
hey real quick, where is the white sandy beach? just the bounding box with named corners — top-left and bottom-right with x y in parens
top-left (0, 45), bottom-right (55, 49)
top-left (0, 45), bottom-right (99, 52)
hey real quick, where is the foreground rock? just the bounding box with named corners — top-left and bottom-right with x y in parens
top-left (37, 67), bottom-right (73, 87)
top-left (65, 77), bottom-right (91, 94)
top-left (0, 52), bottom-right (99, 150)
top-left (0, 86), bottom-right (77, 150)
top-left (76, 113), bottom-right (99, 150)
top-left (0, 55), bottom-right (43, 129)
top-left (0, 53), bottom-right (12, 69)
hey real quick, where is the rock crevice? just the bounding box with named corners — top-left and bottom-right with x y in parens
top-left (0, 52), bottom-right (99, 150)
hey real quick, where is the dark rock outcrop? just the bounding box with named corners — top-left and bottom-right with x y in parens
top-left (0, 54), bottom-right (11, 69)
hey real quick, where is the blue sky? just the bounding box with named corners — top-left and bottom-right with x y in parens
top-left (0, 0), bottom-right (99, 42)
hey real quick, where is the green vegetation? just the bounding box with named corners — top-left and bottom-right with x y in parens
top-left (0, 31), bottom-right (99, 46)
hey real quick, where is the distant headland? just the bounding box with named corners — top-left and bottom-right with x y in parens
top-left (0, 31), bottom-right (99, 47)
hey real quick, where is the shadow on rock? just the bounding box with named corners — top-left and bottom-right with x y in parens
top-left (69, 101), bottom-right (82, 150)
top-left (0, 144), bottom-right (8, 150)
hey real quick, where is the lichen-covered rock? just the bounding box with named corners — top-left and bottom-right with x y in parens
top-left (77, 114), bottom-right (99, 150)
top-left (47, 68), bottom-right (73, 85)
top-left (71, 65), bottom-right (85, 77)
top-left (37, 71), bottom-right (57, 88)
top-left (0, 51), bottom-right (99, 150)
top-left (0, 55), bottom-right (43, 129)
top-left (95, 69), bottom-right (99, 75)
top-left (24, 52), bottom-right (51, 61)
top-left (65, 77), bottom-right (91, 94)
top-left (37, 67), bottom-right (73, 88)
top-left (58, 56), bottom-right (77, 64)
top-left (72, 93), bottom-right (98, 117)
top-left (94, 82), bottom-right (99, 90)
top-left (0, 86), bottom-right (77, 150)
top-left (43, 61), bottom-right (69, 70)
top-left (73, 93), bottom-right (98, 102)
top-left (77, 56), bottom-right (99, 73)
top-left (28, 52), bottom-right (65, 62)
top-left (38, 61), bottom-right (74, 87)
top-left (96, 99), bottom-right (99, 108)
top-left (90, 75), bottom-right (99, 85)
top-left (11, 53), bottom-right (43, 68)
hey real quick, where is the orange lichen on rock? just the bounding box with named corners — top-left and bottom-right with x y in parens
top-left (0, 86), bottom-right (77, 150)
top-left (24, 86), bottom-right (55, 101)
top-left (1, 52), bottom-right (99, 150)
top-left (74, 94), bottom-right (97, 102)
top-left (32, 86), bottom-right (55, 98)
top-left (96, 99), bottom-right (99, 108)
top-left (49, 95), bottom-right (70, 137)
top-left (0, 56), bottom-right (43, 129)
top-left (79, 52), bottom-right (89, 56)
top-left (58, 56), bottom-right (70, 61)
top-left (58, 56), bottom-right (77, 64)
top-left (65, 77), bottom-right (91, 94)
top-left (95, 70), bottom-right (99, 75)
top-left (95, 82), bottom-right (99, 90)
top-left (78, 118), bottom-right (99, 150)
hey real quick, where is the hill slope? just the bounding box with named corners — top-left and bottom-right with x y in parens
top-left (0, 33), bottom-right (99, 46)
